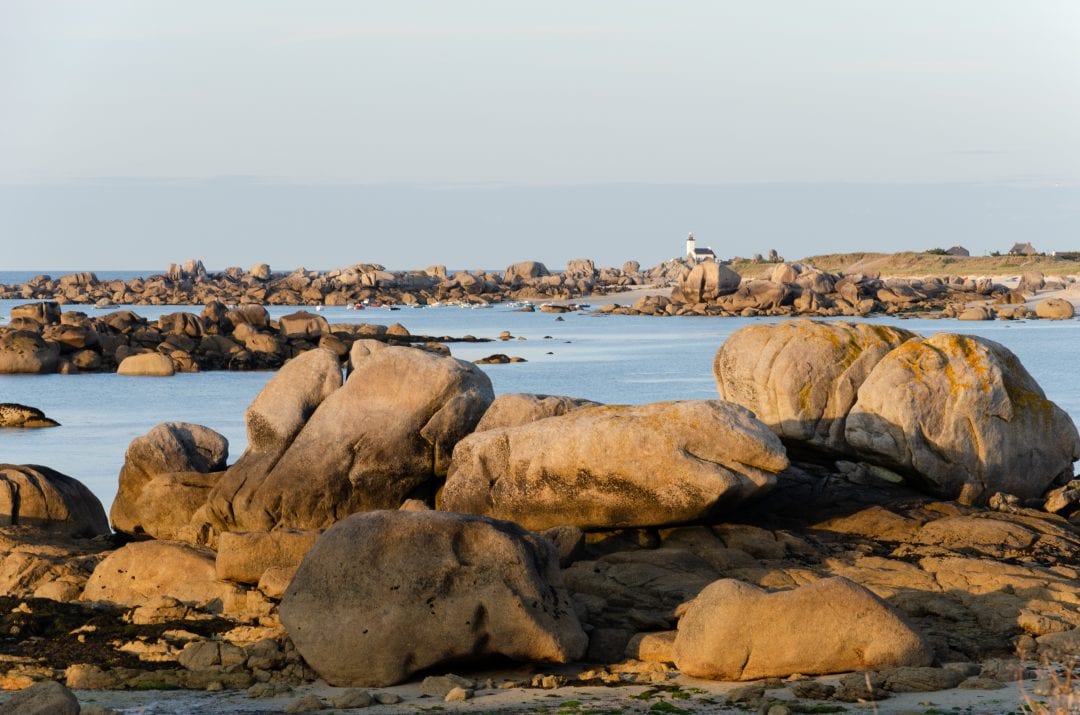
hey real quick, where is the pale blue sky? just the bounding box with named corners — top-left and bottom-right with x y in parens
top-left (1, 1), bottom-right (1078, 269)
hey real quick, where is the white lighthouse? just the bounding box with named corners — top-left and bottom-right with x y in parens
top-left (685, 232), bottom-right (716, 263)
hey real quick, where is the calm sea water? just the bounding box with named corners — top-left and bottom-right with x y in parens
top-left (1, 298), bottom-right (1076, 513)
top-left (0, 270), bottom-right (157, 284)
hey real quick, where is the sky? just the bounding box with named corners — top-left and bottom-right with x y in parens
top-left (1, 1), bottom-right (1078, 270)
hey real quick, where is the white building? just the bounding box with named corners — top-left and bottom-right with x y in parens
top-left (685, 233), bottom-right (716, 263)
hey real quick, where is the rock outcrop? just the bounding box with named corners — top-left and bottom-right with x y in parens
top-left (671, 576), bottom-right (933, 680)
top-left (0, 331), bottom-right (60, 374)
top-left (280, 510), bottom-right (587, 687)
top-left (205, 348), bottom-right (493, 532)
top-left (441, 401), bottom-right (788, 531)
top-left (674, 262), bottom-right (742, 303)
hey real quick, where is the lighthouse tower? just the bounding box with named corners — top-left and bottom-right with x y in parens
top-left (686, 232), bottom-right (696, 259)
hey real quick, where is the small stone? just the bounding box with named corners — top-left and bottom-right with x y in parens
top-left (284, 695), bottom-right (324, 713)
top-left (206, 681), bottom-right (224, 691)
top-left (420, 673), bottom-right (476, 697)
top-left (327, 689), bottom-right (374, 708)
top-left (247, 682), bottom-right (293, 698)
top-left (726, 683), bottom-right (765, 704)
top-left (444, 686), bottom-right (473, 702)
top-left (834, 671), bottom-right (890, 702)
top-left (789, 681), bottom-right (835, 700)
top-left (767, 706), bottom-right (792, 715)
top-left (374, 692), bottom-right (401, 705)
top-left (942, 662), bottom-right (981, 678)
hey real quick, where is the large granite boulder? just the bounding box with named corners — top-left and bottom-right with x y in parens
top-left (215, 528), bottom-right (321, 586)
top-left (1035, 298), bottom-right (1075, 320)
top-left (718, 280), bottom-right (791, 312)
top-left (0, 331), bottom-right (60, 374)
top-left (503, 261), bottom-right (550, 282)
top-left (110, 423), bottom-right (229, 536)
top-left (0, 680), bottom-right (79, 715)
top-left (672, 576), bottom-right (932, 680)
top-left (474, 393), bottom-right (600, 432)
top-left (81, 540), bottom-right (242, 610)
top-left (117, 352), bottom-right (175, 376)
top-left (132, 471), bottom-right (222, 542)
top-left (206, 347), bottom-right (493, 532)
top-left (278, 311), bottom-right (330, 339)
top-left (245, 348), bottom-right (342, 454)
top-left (8, 301), bottom-right (61, 326)
top-left (441, 401), bottom-right (788, 532)
top-left (714, 320), bottom-right (916, 454)
top-left (676, 262), bottom-right (741, 303)
top-left (280, 510), bottom-right (587, 687)
top-left (0, 465), bottom-right (109, 537)
top-left (846, 333), bottom-right (1080, 503)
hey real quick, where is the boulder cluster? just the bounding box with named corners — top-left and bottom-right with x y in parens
top-left (0, 300), bottom-right (486, 374)
top-left (3, 320), bottom-right (1080, 711)
top-left (0, 258), bottom-right (653, 308)
top-left (603, 262), bottom-right (1076, 318)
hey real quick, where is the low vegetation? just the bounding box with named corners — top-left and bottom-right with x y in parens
top-left (728, 251), bottom-right (1080, 278)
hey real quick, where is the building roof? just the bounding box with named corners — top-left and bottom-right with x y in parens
top-left (693, 247), bottom-right (715, 256)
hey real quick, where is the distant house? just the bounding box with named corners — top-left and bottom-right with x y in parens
top-left (1009, 242), bottom-right (1038, 256)
top-left (685, 233), bottom-right (716, 263)
top-left (945, 245), bottom-right (970, 257)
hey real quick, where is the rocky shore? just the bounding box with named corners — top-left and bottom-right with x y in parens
top-left (607, 260), bottom-right (1077, 318)
top-left (0, 258), bottom-right (653, 308)
top-left (3, 258), bottom-right (1078, 376)
top-left (3, 320), bottom-right (1080, 713)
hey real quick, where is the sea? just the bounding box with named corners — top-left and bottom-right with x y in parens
top-left (1, 291), bottom-right (1077, 514)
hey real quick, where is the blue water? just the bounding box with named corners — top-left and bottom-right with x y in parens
top-left (1, 298), bottom-right (1077, 513)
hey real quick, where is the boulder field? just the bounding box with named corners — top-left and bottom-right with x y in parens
top-left (4, 259), bottom-right (1076, 377)
top-left (0, 299), bottom-right (492, 375)
top-left (2, 320), bottom-right (1080, 711)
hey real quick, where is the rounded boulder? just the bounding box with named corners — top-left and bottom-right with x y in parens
top-left (280, 510), bottom-right (587, 687)
top-left (672, 576), bottom-right (932, 680)
top-left (441, 400), bottom-right (788, 531)
top-left (846, 333), bottom-right (1080, 503)
top-left (714, 319), bottom-right (916, 454)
